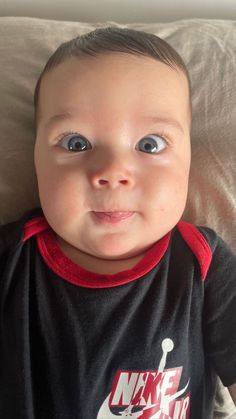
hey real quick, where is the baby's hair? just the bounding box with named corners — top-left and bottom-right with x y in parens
top-left (34, 26), bottom-right (191, 130)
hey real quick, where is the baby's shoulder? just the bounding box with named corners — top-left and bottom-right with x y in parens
top-left (0, 220), bottom-right (20, 253)
top-left (175, 220), bottom-right (236, 280)
top-left (0, 208), bottom-right (43, 257)
top-left (176, 220), bottom-right (219, 253)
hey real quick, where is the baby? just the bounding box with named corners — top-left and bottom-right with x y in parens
top-left (0, 27), bottom-right (236, 418)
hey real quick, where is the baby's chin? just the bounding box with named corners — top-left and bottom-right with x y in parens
top-left (56, 232), bottom-right (153, 274)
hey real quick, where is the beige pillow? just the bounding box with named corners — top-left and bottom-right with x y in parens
top-left (0, 16), bottom-right (236, 417)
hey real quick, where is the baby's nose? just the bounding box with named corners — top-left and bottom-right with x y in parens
top-left (88, 154), bottom-right (135, 189)
top-left (96, 178), bottom-right (129, 187)
top-left (91, 171), bottom-right (133, 189)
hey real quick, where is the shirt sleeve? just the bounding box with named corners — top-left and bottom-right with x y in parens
top-left (0, 208), bottom-right (41, 265)
top-left (200, 227), bottom-right (236, 387)
top-left (0, 219), bottom-right (24, 278)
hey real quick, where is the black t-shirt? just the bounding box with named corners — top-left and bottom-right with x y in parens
top-left (0, 208), bottom-right (236, 419)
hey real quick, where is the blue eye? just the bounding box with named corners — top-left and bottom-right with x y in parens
top-left (136, 134), bottom-right (167, 154)
top-left (59, 134), bottom-right (92, 152)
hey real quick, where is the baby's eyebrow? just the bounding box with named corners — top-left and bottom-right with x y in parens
top-left (45, 113), bottom-right (184, 134)
top-left (140, 116), bottom-right (184, 134)
top-left (45, 112), bottom-right (75, 129)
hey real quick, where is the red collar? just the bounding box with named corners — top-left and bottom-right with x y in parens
top-left (23, 215), bottom-right (171, 288)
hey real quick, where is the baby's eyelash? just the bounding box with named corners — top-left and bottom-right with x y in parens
top-left (152, 130), bottom-right (171, 142)
top-left (55, 131), bottom-right (80, 142)
top-left (54, 129), bottom-right (173, 145)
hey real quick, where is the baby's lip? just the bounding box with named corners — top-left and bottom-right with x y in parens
top-left (93, 209), bottom-right (133, 213)
top-left (92, 211), bottom-right (135, 223)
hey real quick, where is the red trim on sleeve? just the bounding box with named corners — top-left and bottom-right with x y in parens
top-left (177, 221), bottom-right (212, 281)
top-left (23, 217), bottom-right (50, 242)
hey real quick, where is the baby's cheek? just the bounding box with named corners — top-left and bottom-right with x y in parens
top-left (169, 174), bottom-right (189, 216)
top-left (158, 170), bottom-right (189, 215)
top-left (39, 172), bottom-right (81, 219)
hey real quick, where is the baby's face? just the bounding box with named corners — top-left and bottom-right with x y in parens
top-left (34, 53), bottom-right (191, 268)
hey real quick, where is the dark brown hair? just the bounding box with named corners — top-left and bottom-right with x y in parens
top-left (34, 26), bottom-right (191, 129)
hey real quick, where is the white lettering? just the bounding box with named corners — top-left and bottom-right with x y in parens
top-left (110, 372), bottom-right (138, 405)
top-left (180, 396), bottom-right (190, 419)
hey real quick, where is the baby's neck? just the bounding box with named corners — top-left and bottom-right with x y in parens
top-left (56, 236), bottom-right (146, 275)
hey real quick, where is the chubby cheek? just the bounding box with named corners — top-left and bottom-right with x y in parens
top-left (146, 164), bottom-right (189, 222)
top-left (36, 162), bottom-right (86, 227)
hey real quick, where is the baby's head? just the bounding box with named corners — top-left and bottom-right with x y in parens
top-left (33, 27), bottom-right (192, 272)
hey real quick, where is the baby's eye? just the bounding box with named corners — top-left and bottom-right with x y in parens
top-left (136, 134), bottom-right (167, 154)
top-left (58, 133), bottom-right (92, 152)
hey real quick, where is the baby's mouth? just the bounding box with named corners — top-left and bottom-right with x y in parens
top-left (92, 211), bottom-right (135, 224)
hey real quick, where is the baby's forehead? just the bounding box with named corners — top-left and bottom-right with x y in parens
top-left (43, 52), bottom-right (188, 85)
top-left (37, 54), bottom-right (191, 130)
